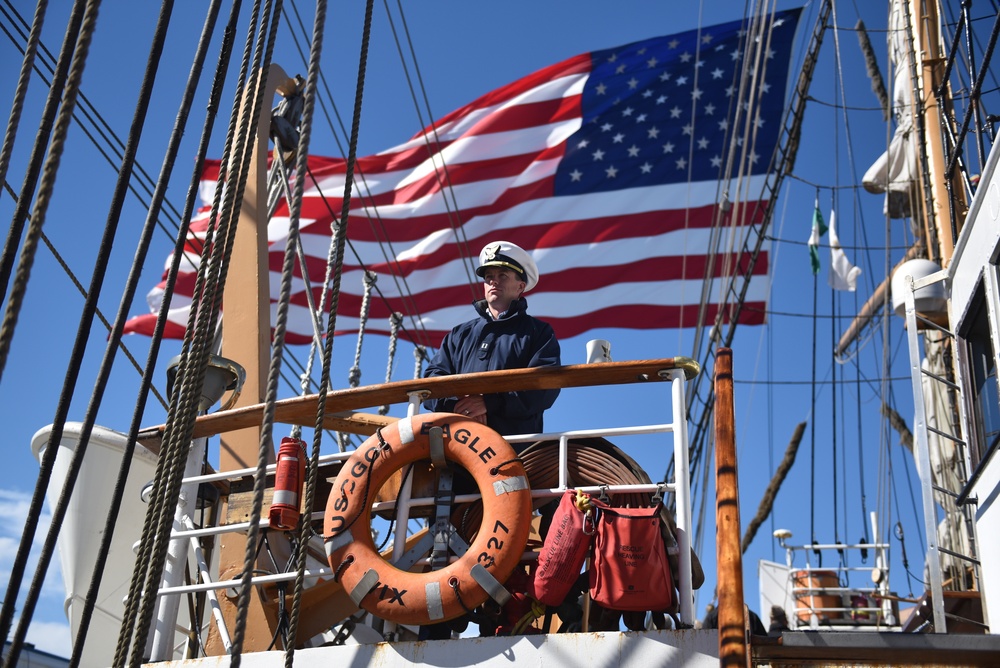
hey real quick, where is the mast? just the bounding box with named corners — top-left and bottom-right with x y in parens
top-left (205, 64), bottom-right (297, 655)
top-left (906, 0), bottom-right (968, 266)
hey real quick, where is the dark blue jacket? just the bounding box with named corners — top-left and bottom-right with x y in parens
top-left (423, 297), bottom-right (560, 436)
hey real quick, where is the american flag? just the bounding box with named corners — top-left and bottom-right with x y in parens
top-left (125, 9), bottom-right (801, 348)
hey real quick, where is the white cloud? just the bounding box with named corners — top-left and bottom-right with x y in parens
top-left (1, 488), bottom-right (69, 648)
top-left (18, 618), bottom-right (73, 660)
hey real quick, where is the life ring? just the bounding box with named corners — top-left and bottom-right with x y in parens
top-left (323, 412), bottom-right (532, 626)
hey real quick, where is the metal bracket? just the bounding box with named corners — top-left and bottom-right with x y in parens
top-left (470, 563), bottom-right (511, 606)
top-left (349, 568), bottom-right (380, 606)
top-left (429, 426), bottom-right (447, 468)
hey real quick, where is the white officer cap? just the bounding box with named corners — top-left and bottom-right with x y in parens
top-left (476, 240), bottom-right (539, 292)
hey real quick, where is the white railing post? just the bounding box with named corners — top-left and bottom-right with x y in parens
top-left (664, 369), bottom-right (694, 626)
top-left (182, 516), bottom-right (232, 653)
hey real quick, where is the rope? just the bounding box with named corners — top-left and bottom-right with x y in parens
top-left (220, 3), bottom-right (288, 664)
top-left (0, 0), bottom-right (101, 381)
top-left (306, 0), bottom-right (374, 503)
top-left (809, 238), bottom-right (819, 561)
top-left (276, 1), bottom-right (435, 345)
top-left (0, 0), bottom-right (95, 651)
top-left (413, 344), bottom-right (427, 379)
top-left (121, 0), bottom-right (281, 661)
top-left (0, 0), bottom-right (78, 308)
top-left (109, 0), bottom-right (243, 660)
top-left (0, 0), bottom-right (46, 206)
top-left (61, 1), bottom-right (227, 664)
top-left (380, 311), bottom-right (403, 415)
top-left (295, 156), bottom-right (432, 341)
top-left (348, 271), bottom-right (377, 388)
top-left (831, 254), bottom-right (840, 545)
top-left (383, 0), bottom-right (480, 295)
top-left (287, 0), bottom-right (364, 662)
top-left (256, 9), bottom-right (326, 657)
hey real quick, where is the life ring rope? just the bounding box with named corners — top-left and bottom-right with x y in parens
top-left (323, 413), bottom-right (532, 626)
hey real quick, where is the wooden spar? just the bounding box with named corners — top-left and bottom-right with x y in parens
top-left (714, 348), bottom-right (747, 666)
top-left (910, 0), bottom-right (967, 266)
top-left (138, 357), bottom-right (701, 444)
top-left (218, 64), bottom-right (296, 470)
top-left (207, 64), bottom-right (297, 655)
top-left (835, 243), bottom-right (922, 357)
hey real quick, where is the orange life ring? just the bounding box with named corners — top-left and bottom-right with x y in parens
top-left (323, 412), bottom-right (532, 626)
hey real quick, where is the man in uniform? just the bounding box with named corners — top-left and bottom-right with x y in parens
top-left (423, 240), bottom-right (561, 436)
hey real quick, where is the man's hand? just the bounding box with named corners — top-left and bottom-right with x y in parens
top-left (454, 394), bottom-right (487, 423)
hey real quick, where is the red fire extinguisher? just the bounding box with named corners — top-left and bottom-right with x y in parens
top-left (269, 437), bottom-right (306, 530)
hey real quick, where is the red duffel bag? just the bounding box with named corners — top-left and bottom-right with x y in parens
top-left (589, 501), bottom-right (675, 612)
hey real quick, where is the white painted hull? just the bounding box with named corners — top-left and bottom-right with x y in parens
top-left (151, 629), bottom-right (719, 668)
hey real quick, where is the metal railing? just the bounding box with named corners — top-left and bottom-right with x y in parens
top-left (152, 361), bottom-right (699, 645)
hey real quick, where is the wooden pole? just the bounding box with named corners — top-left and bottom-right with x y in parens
top-left (205, 64), bottom-right (295, 655)
top-left (714, 348), bottom-right (747, 666)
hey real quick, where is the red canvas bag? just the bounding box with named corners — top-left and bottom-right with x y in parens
top-left (589, 502), bottom-right (675, 612)
top-left (528, 489), bottom-right (594, 606)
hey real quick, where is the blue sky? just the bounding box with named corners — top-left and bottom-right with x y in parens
top-left (0, 0), bottom-right (932, 656)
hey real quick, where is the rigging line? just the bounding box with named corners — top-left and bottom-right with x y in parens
top-left (686, 0), bottom-right (746, 344)
top-left (1, 180), bottom-right (169, 410)
top-left (830, 3), bottom-right (844, 547)
top-left (109, 0), bottom-right (242, 662)
top-left (718, 0), bottom-right (786, 328)
top-left (0, 3), bottom-right (226, 315)
top-left (124, 0), bottom-right (279, 662)
top-left (784, 171), bottom-right (882, 190)
top-left (301, 162), bottom-right (431, 343)
top-left (0, 0), bottom-right (188, 229)
top-left (688, 1), bottom-right (762, 352)
top-left (809, 198), bottom-right (819, 551)
top-left (0, 0), bottom-right (94, 650)
top-left (888, 383), bottom-right (927, 560)
top-left (806, 94), bottom-right (906, 113)
top-left (214, 4), bottom-right (290, 666)
top-left (297, 0), bottom-right (377, 657)
top-left (764, 233), bottom-right (912, 250)
top-left (296, 0), bottom-right (474, 330)
top-left (256, 6), bottom-right (332, 662)
top-left (873, 198), bottom-right (894, 592)
top-left (853, 267), bottom-right (870, 543)
top-left (0, 0), bottom-right (45, 209)
top-left (838, 318), bottom-right (852, 551)
top-left (832, 265), bottom-right (840, 544)
top-left (386, 0), bottom-right (479, 297)
top-left (0, 0), bottom-right (83, 331)
top-left (380, 311), bottom-right (402, 415)
top-left (835, 20), bottom-right (888, 307)
top-left (271, 149), bottom-right (328, 351)
top-left (281, 2), bottom-right (434, 344)
top-left (6, 0), bottom-right (181, 664)
top-left (701, 1), bottom-right (837, 525)
top-left (681, 0), bottom-right (716, 338)
top-left (68, 0), bottom-right (229, 662)
top-left (699, 3), bottom-right (790, 375)
top-left (269, 162), bottom-right (390, 414)
top-left (767, 271), bottom-right (775, 562)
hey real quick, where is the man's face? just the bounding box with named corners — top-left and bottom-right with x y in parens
top-left (482, 267), bottom-right (525, 312)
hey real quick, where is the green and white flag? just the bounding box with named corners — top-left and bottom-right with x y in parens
top-left (828, 209), bottom-right (861, 291)
top-left (808, 201), bottom-right (827, 275)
